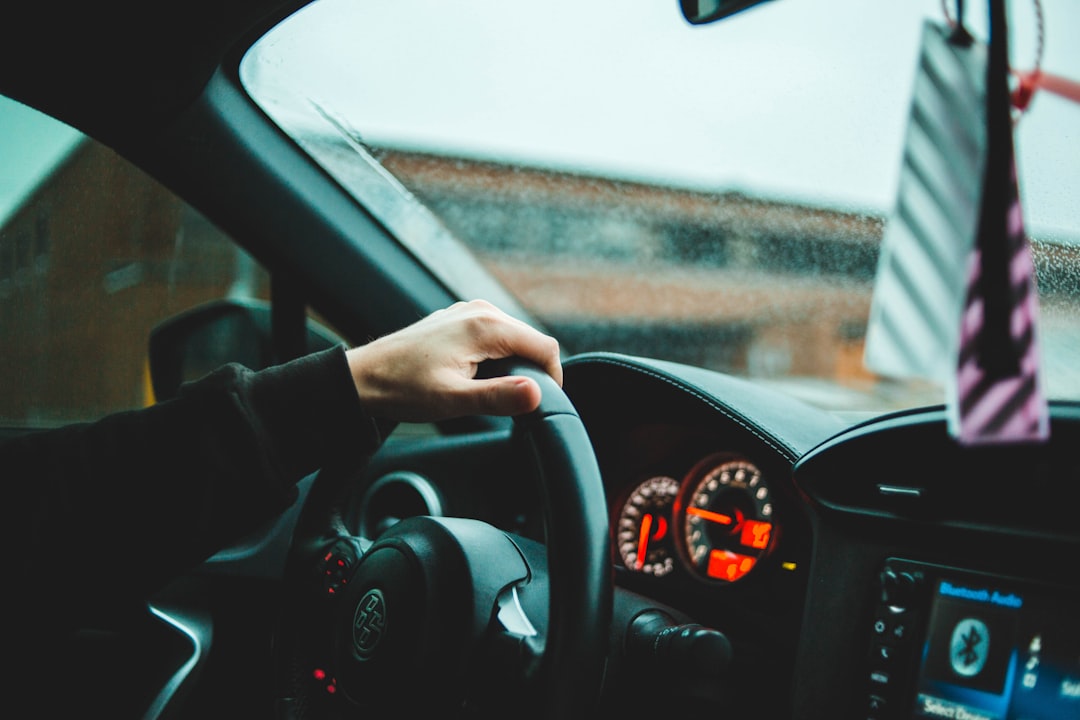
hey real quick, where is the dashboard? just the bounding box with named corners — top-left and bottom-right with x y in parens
top-left (344, 351), bottom-right (1080, 719)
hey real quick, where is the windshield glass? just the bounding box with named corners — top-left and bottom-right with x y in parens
top-left (240, 0), bottom-right (1080, 418)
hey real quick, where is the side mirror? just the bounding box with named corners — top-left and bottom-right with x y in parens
top-left (148, 298), bottom-right (343, 402)
top-left (679, 0), bottom-right (774, 25)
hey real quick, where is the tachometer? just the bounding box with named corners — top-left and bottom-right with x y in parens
top-left (615, 475), bottom-right (680, 577)
top-left (677, 454), bottom-right (775, 583)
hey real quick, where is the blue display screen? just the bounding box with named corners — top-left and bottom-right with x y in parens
top-left (910, 573), bottom-right (1080, 720)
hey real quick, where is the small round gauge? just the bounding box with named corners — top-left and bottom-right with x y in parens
top-left (678, 454), bottom-right (775, 583)
top-left (615, 475), bottom-right (680, 577)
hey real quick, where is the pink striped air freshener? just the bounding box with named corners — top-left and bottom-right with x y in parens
top-left (945, 0), bottom-right (1049, 445)
top-left (948, 159), bottom-right (1049, 444)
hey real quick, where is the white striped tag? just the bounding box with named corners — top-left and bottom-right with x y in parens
top-left (864, 21), bottom-right (987, 384)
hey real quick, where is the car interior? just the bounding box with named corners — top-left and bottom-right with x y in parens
top-left (1, 0), bottom-right (1078, 719)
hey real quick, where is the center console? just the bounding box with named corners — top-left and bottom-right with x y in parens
top-left (864, 558), bottom-right (1080, 720)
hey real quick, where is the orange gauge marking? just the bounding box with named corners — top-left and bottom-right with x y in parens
top-left (686, 507), bottom-right (733, 525)
top-left (635, 513), bottom-right (653, 570)
top-left (633, 514), bottom-right (672, 570)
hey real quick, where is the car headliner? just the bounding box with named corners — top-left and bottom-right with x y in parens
top-left (0, 0), bottom-right (311, 147)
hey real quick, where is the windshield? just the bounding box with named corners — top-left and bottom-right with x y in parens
top-left (240, 0), bottom-right (1080, 418)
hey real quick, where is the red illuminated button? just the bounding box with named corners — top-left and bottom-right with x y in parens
top-left (319, 539), bottom-right (360, 595)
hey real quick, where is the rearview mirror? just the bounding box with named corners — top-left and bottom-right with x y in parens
top-left (148, 298), bottom-right (343, 402)
top-left (679, 0), bottom-right (774, 25)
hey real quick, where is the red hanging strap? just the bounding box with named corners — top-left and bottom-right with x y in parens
top-left (1012, 69), bottom-right (1080, 111)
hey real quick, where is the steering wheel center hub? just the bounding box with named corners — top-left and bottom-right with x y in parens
top-left (335, 544), bottom-right (426, 702)
top-left (351, 588), bottom-right (387, 659)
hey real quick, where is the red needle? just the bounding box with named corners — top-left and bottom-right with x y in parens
top-left (636, 513), bottom-right (653, 569)
top-left (687, 507), bottom-right (733, 525)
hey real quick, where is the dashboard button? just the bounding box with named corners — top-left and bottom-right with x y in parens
top-left (868, 694), bottom-right (887, 712)
top-left (873, 643), bottom-right (895, 665)
top-left (872, 612), bottom-right (911, 646)
top-left (880, 568), bottom-right (918, 608)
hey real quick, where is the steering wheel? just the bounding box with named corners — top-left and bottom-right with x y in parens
top-left (273, 359), bottom-right (611, 719)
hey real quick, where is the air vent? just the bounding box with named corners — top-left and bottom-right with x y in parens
top-left (357, 471), bottom-right (444, 539)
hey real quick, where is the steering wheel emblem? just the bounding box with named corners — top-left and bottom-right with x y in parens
top-left (352, 589), bottom-right (387, 658)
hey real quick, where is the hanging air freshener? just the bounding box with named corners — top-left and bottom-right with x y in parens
top-left (863, 0), bottom-right (1049, 444)
top-left (863, 18), bottom-right (987, 385)
top-left (947, 0), bottom-right (1048, 444)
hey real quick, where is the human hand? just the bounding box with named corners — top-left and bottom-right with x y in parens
top-left (345, 299), bottom-right (562, 422)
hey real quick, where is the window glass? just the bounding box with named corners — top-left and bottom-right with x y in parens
top-left (242, 0), bottom-right (1080, 416)
top-left (0, 97), bottom-right (270, 426)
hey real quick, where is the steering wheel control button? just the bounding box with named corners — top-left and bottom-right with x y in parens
top-left (318, 539), bottom-right (361, 596)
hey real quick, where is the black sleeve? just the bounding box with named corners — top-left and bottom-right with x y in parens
top-left (1, 344), bottom-right (386, 617)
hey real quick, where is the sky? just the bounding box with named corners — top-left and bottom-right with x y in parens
top-left (4, 0), bottom-right (1079, 240)
top-left (0, 96), bottom-right (81, 224)
top-left (244, 0), bottom-right (1079, 240)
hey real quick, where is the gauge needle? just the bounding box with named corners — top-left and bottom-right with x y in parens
top-left (636, 513), bottom-right (654, 569)
top-left (687, 507), bottom-right (733, 525)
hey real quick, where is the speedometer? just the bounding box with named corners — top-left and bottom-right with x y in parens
top-left (677, 454), bottom-right (775, 583)
top-left (615, 475), bottom-right (680, 577)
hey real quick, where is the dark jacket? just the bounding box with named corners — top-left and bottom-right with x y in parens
top-left (2, 345), bottom-right (385, 701)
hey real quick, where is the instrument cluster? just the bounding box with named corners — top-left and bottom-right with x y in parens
top-left (613, 452), bottom-right (778, 585)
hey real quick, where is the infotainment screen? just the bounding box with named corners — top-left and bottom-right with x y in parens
top-left (907, 564), bottom-right (1080, 720)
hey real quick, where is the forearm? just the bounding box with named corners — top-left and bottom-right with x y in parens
top-left (2, 345), bottom-right (383, 610)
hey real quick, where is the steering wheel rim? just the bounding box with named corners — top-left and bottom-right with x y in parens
top-left (273, 359), bottom-right (611, 719)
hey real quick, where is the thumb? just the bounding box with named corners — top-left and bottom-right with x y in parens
top-left (470, 376), bottom-right (543, 417)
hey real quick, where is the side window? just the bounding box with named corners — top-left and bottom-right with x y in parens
top-left (0, 97), bottom-right (269, 427)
